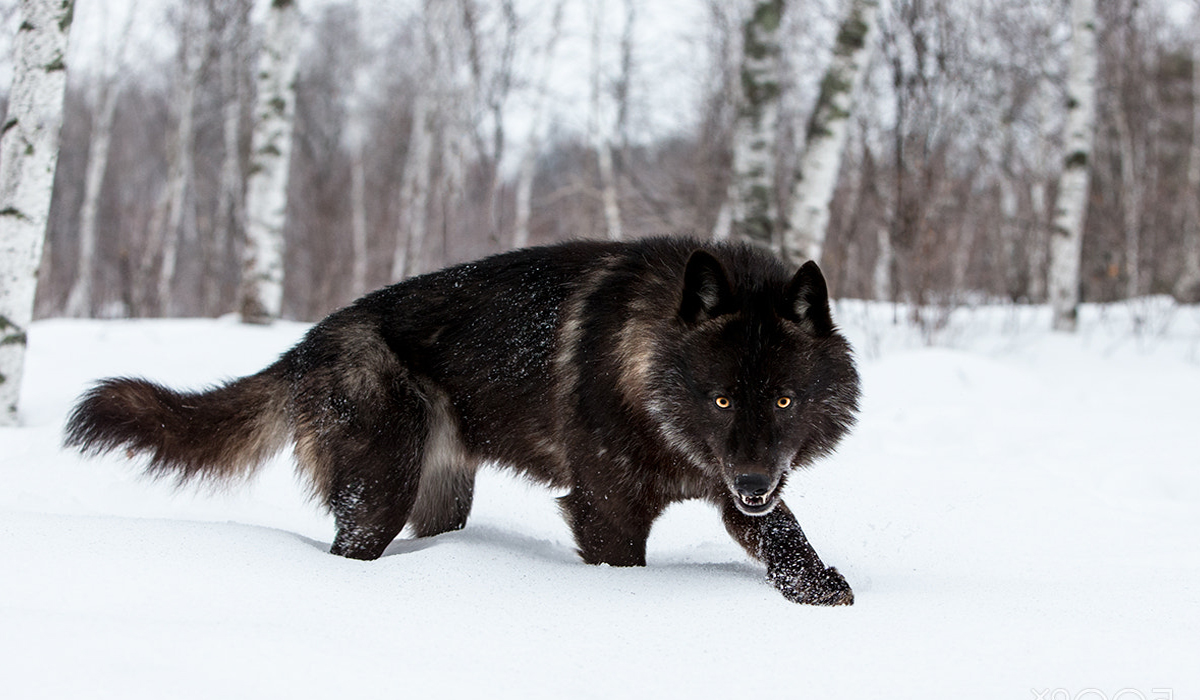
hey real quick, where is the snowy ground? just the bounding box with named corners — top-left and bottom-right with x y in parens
top-left (2, 301), bottom-right (1198, 699)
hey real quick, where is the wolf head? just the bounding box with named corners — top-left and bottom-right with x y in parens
top-left (650, 248), bottom-right (860, 516)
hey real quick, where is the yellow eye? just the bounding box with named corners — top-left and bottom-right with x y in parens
top-left (776, 397), bottom-right (792, 409)
top-left (714, 396), bottom-right (732, 409)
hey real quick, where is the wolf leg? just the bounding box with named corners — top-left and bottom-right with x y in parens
top-left (326, 441), bottom-right (423, 560)
top-left (299, 384), bottom-right (428, 561)
top-left (408, 468), bottom-right (476, 538)
top-left (722, 499), bottom-right (853, 605)
top-left (559, 488), bottom-right (660, 567)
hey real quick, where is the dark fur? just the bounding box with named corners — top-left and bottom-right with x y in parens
top-left (65, 237), bottom-right (861, 605)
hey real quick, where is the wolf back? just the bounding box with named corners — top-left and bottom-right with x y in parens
top-left (65, 236), bottom-right (861, 605)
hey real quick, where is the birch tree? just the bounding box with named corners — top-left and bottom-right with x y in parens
top-left (781, 0), bottom-right (879, 267)
top-left (0, 0), bottom-right (74, 425)
top-left (1048, 0), bottom-right (1097, 332)
top-left (240, 0), bottom-right (301, 323)
top-left (461, 0), bottom-right (518, 240)
top-left (728, 0), bottom-right (785, 250)
top-left (589, 0), bottom-right (622, 240)
top-left (345, 0), bottom-right (376, 296)
top-left (513, 0), bottom-right (564, 249)
top-left (393, 1), bottom-right (440, 281)
top-left (1176, 2), bottom-right (1200, 303)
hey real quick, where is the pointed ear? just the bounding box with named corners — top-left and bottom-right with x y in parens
top-left (679, 250), bottom-right (736, 323)
top-left (784, 261), bottom-right (834, 336)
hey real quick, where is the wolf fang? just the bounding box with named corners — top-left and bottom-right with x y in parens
top-left (64, 237), bottom-right (860, 606)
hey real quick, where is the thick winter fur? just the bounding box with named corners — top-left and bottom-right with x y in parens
top-left (65, 237), bottom-right (861, 605)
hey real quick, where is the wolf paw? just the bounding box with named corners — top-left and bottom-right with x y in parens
top-left (768, 565), bottom-right (854, 606)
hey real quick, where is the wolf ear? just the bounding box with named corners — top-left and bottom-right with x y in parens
top-left (680, 250), bottom-right (736, 323)
top-left (784, 261), bottom-right (834, 336)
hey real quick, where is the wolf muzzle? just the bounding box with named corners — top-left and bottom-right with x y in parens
top-left (733, 473), bottom-right (778, 515)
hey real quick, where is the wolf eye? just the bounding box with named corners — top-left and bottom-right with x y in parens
top-left (776, 397), bottom-right (792, 409)
top-left (714, 396), bottom-right (732, 409)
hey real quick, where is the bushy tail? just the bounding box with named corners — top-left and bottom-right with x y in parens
top-left (64, 367), bottom-right (291, 485)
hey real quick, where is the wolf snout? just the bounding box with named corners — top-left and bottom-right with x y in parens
top-left (732, 473), bottom-right (778, 514)
top-left (734, 473), bottom-right (773, 497)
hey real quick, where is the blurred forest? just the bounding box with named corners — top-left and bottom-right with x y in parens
top-left (4, 0), bottom-right (1200, 322)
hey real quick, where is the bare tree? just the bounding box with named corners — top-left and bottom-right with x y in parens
top-left (513, 0), bottom-right (565, 248)
top-left (241, 0), bottom-right (301, 323)
top-left (1048, 0), bottom-right (1098, 331)
top-left (209, 0), bottom-right (252, 315)
top-left (727, 0), bottom-right (785, 249)
top-left (589, 0), bottom-right (622, 240)
top-left (394, 0), bottom-right (467, 281)
top-left (0, 0), bottom-right (74, 425)
top-left (1177, 1), bottom-right (1200, 302)
top-left (344, 0), bottom-right (376, 297)
top-left (781, 0), bottom-right (879, 267)
top-left (152, 1), bottom-right (207, 316)
top-left (64, 6), bottom-right (135, 317)
top-left (461, 0), bottom-right (519, 241)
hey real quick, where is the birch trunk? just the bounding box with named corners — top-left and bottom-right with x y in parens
top-left (589, 0), bottom-right (622, 241)
top-left (999, 175), bottom-right (1020, 298)
top-left (781, 0), bottom-right (878, 267)
top-left (513, 0), bottom-right (564, 249)
top-left (1047, 0), bottom-right (1097, 332)
top-left (1176, 4), bottom-right (1200, 302)
top-left (346, 2), bottom-right (371, 296)
top-left (240, 0), bottom-right (300, 323)
top-left (392, 3), bottom-right (438, 282)
top-left (729, 0), bottom-right (784, 249)
top-left (0, 0), bottom-right (74, 425)
top-left (873, 226), bottom-right (893, 302)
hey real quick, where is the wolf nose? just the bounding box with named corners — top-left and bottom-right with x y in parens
top-left (734, 473), bottom-right (772, 497)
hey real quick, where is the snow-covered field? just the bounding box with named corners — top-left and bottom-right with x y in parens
top-left (2, 301), bottom-right (1198, 699)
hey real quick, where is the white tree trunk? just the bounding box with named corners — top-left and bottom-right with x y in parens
top-left (1176, 4), bottom-right (1200, 302)
top-left (513, 0), bottom-right (565, 249)
top-left (346, 1), bottom-right (372, 296)
top-left (781, 0), bottom-right (878, 267)
top-left (393, 89), bottom-right (433, 281)
top-left (589, 0), bottom-right (622, 241)
top-left (392, 3), bottom-right (437, 282)
top-left (0, 0), bottom-right (73, 425)
top-left (999, 175), bottom-right (1020, 297)
top-left (728, 0), bottom-right (784, 250)
top-left (1047, 0), bottom-right (1097, 332)
top-left (240, 0), bottom-right (301, 323)
top-left (873, 226), bottom-right (893, 302)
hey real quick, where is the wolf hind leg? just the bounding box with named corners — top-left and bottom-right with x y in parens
top-left (408, 467), bottom-right (476, 538)
top-left (296, 382), bottom-right (428, 561)
top-left (405, 387), bottom-right (476, 538)
top-left (559, 487), bottom-right (661, 567)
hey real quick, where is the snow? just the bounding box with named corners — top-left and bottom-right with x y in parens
top-left (2, 303), bottom-right (1199, 698)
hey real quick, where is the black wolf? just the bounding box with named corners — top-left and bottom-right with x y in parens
top-left (65, 237), bottom-right (860, 605)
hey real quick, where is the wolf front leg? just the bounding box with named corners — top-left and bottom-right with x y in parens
top-left (722, 500), bottom-right (853, 606)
